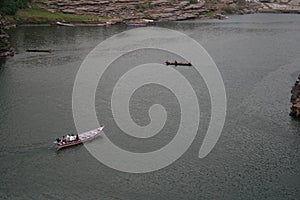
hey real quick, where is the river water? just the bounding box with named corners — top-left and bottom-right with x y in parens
top-left (0, 14), bottom-right (299, 199)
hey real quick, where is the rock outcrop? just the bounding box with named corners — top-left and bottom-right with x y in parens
top-left (290, 75), bottom-right (300, 118)
top-left (42, 0), bottom-right (257, 22)
top-left (42, 0), bottom-right (209, 21)
top-left (259, 1), bottom-right (300, 13)
top-left (0, 16), bottom-right (14, 57)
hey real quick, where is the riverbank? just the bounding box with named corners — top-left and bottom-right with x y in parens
top-left (37, 0), bottom-right (262, 22)
top-left (1, 0), bottom-right (299, 57)
top-left (290, 75), bottom-right (300, 118)
top-left (0, 16), bottom-right (14, 57)
top-left (259, 1), bottom-right (300, 14)
top-left (4, 0), bottom-right (263, 25)
top-left (0, 0), bottom-right (258, 57)
top-left (5, 8), bottom-right (110, 24)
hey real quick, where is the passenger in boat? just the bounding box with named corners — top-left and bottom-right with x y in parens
top-left (62, 136), bottom-right (66, 143)
top-left (75, 134), bottom-right (79, 141)
top-left (72, 135), bottom-right (76, 142)
top-left (69, 135), bottom-right (73, 142)
top-left (66, 134), bottom-right (70, 142)
top-left (174, 60), bottom-right (178, 66)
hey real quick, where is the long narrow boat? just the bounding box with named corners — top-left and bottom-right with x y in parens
top-left (165, 61), bottom-right (192, 66)
top-left (127, 19), bottom-right (155, 27)
top-left (26, 49), bottom-right (52, 53)
top-left (53, 125), bottom-right (105, 150)
top-left (56, 21), bottom-right (75, 27)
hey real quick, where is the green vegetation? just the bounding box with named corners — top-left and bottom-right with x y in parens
top-left (189, 0), bottom-right (198, 4)
top-left (222, 6), bottom-right (238, 14)
top-left (135, 0), bottom-right (153, 11)
top-left (6, 8), bottom-right (109, 24)
top-left (0, 0), bottom-right (107, 24)
top-left (204, 0), bottom-right (221, 9)
top-left (205, 11), bottom-right (216, 17)
top-left (144, 13), bottom-right (153, 19)
top-left (0, 0), bottom-right (31, 15)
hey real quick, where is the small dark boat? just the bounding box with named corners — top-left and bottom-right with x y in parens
top-left (165, 61), bottom-right (192, 66)
top-left (26, 49), bottom-right (51, 53)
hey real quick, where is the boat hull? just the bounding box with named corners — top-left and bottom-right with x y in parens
top-left (55, 140), bottom-right (83, 150)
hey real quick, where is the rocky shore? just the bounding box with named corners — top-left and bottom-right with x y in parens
top-left (41, 0), bottom-right (261, 22)
top-left (290, 75), bottom-right (300, 118)
top-left (259, 0), bottom-right (300, 14)
top-left (0, 16), bottom-right (14, 57)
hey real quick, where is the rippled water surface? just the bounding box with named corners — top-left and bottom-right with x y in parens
top-left (0, 14), bottom-right (299, 199)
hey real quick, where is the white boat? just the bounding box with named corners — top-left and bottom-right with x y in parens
top-left (56, 21), bottom-right (75, 27)
top-left (127, 19), bottom-right (155, 26)
top-left (53, 125), bottom-right (104, 150)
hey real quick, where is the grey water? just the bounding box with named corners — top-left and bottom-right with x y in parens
top-left (0, 13), bottom-right (300, 199)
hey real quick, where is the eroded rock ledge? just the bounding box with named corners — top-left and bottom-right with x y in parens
top-left (42, 0), bottom-right (260, 22)
top-left (0, 16), bottom-right (14, 57)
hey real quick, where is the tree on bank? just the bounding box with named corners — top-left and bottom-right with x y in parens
top-left (0, 0), bottom-right (31, 15)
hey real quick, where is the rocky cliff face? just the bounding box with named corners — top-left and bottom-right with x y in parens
top-left (42, 0), bottom-right (231, 21)
top-left (0, 16), bottom-right (14, 57)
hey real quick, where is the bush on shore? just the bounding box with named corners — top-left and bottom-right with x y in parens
top-left (0, 0), bottom-right (31, 15)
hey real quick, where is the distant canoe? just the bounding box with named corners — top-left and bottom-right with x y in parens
top-left (165, 61), bottom-right (192, 66)
top-left (26, 49), bottom-right (51, 53)
top-left (97, 20), bottom-right (115, 26)
top-left (127, 19), bottom-right (155, 26)
top-left (56, 21), bottom-right (75, 27)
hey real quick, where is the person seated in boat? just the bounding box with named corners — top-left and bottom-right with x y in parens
top-left (174, 60), bottom-right (178, 66)
top-left (62, 136), bottom-right (66, 143)
top-left (75, 134), bottom-right (79, 141)
top-left (55, 138), bottom-right (61, 143)
top-left (69, 135), bottom-right (73, 142)
top-left (66, 134), bottom-right (71, 142)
